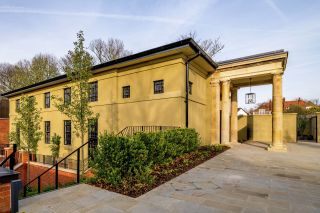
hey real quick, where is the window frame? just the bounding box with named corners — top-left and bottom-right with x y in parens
top-left (44, 121), bottom-right (50, 144)
top-left (154, 80), bottom-right (164, 94)
top-left (122, 85), bottom-right (130, 99)
top-left (89, 81), bottom-right (98, 102)
top-left (44, 92), bottom-right (50, 108)
top-left (64, 88), bottom-right (71, 105)
top-left (16, 99), bottom-right (20, 112)
top-left (64, 120), bottom-right (71, 145)
top-left (188, 81), bottom-right (193, 95)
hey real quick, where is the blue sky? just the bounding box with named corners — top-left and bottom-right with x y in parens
top-left (0, 0), bottom-right (319, 108)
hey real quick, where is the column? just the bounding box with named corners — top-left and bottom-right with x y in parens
top-left (268, 73), bottom-right (287, 152)
top-left (221, 80), bottom-right (231, 146)
top-left (230, 87), bottom-right (238, 143)
top-left (210, 80), bottom-right (220, 144)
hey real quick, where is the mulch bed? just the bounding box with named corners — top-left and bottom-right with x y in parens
top-left (88, 146), bottom-right (228, 197)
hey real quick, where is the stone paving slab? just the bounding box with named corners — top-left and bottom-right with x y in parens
top-left (20, 142), bottom-right (320, 213)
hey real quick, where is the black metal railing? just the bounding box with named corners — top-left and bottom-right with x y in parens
top-left (23, 140), bottom-right (94, 197)
top-left (117, 126), bottom-right (179, 137)
top-left (0, 144), bottom-right (17, 170)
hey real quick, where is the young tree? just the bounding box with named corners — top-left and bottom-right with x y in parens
top-left (50, 134), bottom-right (61, 163)
top-left (177, 30), bottom-right (224, 58)
top-left (9, 95), bottom-right (42, 183)
top-left (89, 38), bottom-right (132, 64)
top-left (53, 31), bottom-right (96, 174)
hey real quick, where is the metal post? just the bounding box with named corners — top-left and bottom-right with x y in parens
top-left (11, 180), bottom-right (22, 213)
top-left (10, 144), bottom-right (17, 170)
top-left (77, 149), bottom-right (80, 183)
top-left (23, 186), bottom-right (26, 197)
top-left (55, 164), bottom-right (58, 189)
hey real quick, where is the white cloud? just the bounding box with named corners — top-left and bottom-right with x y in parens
top-left (0, 6), bottom-right (188, 25)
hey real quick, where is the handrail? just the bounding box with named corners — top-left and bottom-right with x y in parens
top-left (117, 126), bottom-right (179, 137)
top-left (0, 144), bottom-right (17, 170)
top-left (23, 140), bottom-right (92, 197)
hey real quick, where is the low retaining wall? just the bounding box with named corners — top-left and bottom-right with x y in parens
top-left (0, 118), bottom-right (9, 145)
top-left (238, 113), bottom-right (297, 143)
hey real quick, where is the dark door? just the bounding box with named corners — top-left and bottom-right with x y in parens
top-left (88, 119), bottom-right (98, 159)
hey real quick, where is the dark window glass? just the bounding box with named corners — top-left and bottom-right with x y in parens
top-left (188, 81), bottom-right (193, 95)
top-left (64, 120), bottom-right (71, 145)
top-left (88, 119), bottom-right (98, 141)
top-left (44, 92), bottom-right (50, 108)
top-left (122, 86), bottom-right (130, 98)
top-left (89, 82), bottom-right (98, 102)
top-left (154, 80), bottom-right (164, 94)
top-left (45, 121), bottom-right (50, 144)
top-left (16, 99), bottom-right (20, 111)
top-left (64, 88), bottom-right (71, 104)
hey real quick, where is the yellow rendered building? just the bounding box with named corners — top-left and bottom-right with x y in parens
top-left (2, 38), bottom-right (289, 161)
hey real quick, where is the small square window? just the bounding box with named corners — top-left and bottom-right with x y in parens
top-left (154, 80), bottom-right (164, 94)
top-left (64, 88), bottom-right (71, 104)
top-left (89, 82), bottom-right (98, 102)
top-left (44, 92), bottom-right (50, 108)
top-left (188, 81), bottom-right (193, 95)
top-left (122, 86), bottom-right (130, 98)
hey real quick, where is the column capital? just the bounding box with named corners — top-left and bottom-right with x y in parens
top-left (221, 79), bottom-right (231, 84)
top-left (210, 79), bottom-right (220, 87)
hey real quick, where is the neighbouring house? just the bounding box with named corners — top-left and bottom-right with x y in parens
top-left (254, 98), bottom-right (316, 115)
top-left (0, 98), bottom-right (9, 157)
top-left (1, 38), bottom-right (290, 167)
top-left (238, 108), bottom-right (249, 116)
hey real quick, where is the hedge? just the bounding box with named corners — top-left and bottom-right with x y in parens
top-left (91, 128), bottom-right (200, 185)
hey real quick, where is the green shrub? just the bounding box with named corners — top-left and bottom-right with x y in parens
top-left (213, 144), bottom-right (224, 152)
top-left (92, 133), bottom-right (152, 185)
top-left (92, 128), bottom-right (200, 186)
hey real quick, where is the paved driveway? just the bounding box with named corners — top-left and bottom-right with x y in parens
top-left (20, 142), bottom-right (320, 213)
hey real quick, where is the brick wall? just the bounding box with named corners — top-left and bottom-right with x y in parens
top-left (0, 119), bottom-right (9, 145)
top-left (16, 163), bottom-right (77, 191)
top-left (0, 183), bottom-right (11, 213)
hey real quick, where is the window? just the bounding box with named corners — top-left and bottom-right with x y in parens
top-left (44, 92), bottom-right (50, 108)
top-left (154, 80), bottom-right (164, 94)
top-left (45, 121), bottom-right (50, 144)
top-left (64, 88), bottom-right (71, 104)
top-left (88, 119), bottom-right (98, 141)
top-left (64, 120), bottom-right (71, 145)
top-left (122, 86), bottom-right (130, 98)
top-left (188, 81), bottom-right (193, 95)
top-left (89, 82), bottom-right (98, 102)
top-left (16, 99), bottom-right (20, 111)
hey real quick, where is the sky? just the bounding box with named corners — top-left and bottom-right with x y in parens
top-left (0, 0), bottom-right (319, 109)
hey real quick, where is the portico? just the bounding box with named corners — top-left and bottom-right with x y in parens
top-left (211, 50), bottom-right (288, 152)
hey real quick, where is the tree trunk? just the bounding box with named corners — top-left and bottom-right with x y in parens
top-left (81, 133), bottom-right (85, 176)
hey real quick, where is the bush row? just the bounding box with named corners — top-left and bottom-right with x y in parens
top-left (91, 128), bottom-right (200, 185)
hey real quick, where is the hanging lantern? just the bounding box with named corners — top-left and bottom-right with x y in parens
top-left (245, 78), bottom-right (256, 104)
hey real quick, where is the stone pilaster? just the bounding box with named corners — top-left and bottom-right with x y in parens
top-left (221, 80), bottom-right (231, 146)
top-left (268, 73), bottom-right (287, 152)
top-left (210, 80), bottom-right (220, 144)
top-left (230, 87), bottom-right (238, 143)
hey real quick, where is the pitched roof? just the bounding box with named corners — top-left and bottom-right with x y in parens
top-left (1, 38), bottom-right (217, 98)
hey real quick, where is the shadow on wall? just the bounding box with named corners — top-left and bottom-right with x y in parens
top-left (237, 113), bottom-right (297, 143)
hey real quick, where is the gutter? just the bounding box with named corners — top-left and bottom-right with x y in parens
top-left (185, 53), bottom-right (201, 128)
